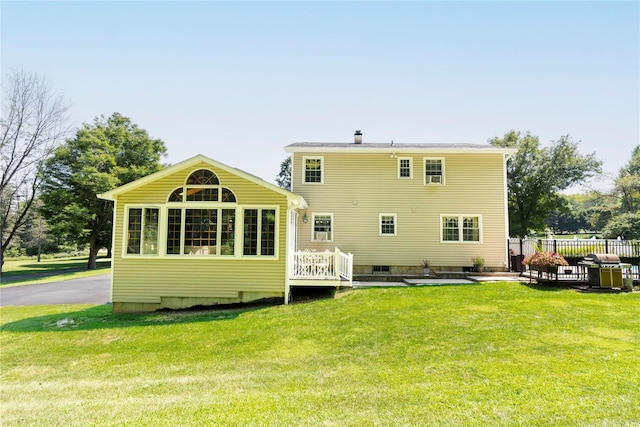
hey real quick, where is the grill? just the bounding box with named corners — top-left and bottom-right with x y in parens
top-left (578, 253), bottom-right (629, 288)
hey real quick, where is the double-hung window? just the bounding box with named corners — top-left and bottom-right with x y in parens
top-left (312, 213), bottom-right (333, 242)
top-left (126, 207), bottom-right (159, 255)
top-left (398, 158), bottom-right (412, 179)
top-left (424, 158), bottom-right (444, 185)
top-left (441, 215), bottom-right (481, 243)
top-left (303, 157), bottom-right (323, 184)
top-left (379, 214), bottom-right (397, 236)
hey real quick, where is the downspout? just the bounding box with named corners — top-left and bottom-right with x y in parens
top-left (503, 152), bottom-right (512, 270)
top-left (284, 206), bottom-right (292, 305)
top-left (109, 198), bottom-right (117, 305)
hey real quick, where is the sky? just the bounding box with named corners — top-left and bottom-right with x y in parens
top-left (2, 1), bottom-right (639, 191)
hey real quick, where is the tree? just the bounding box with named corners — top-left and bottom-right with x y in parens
top-left (621, 145), bottom-right (640, 177)
top-left (601, 213), bottom-right (640, 239)
top-left (276, 156), bottom-right (291, 190)
top-left (0, 70), bottom-right (70, 273)
top-left (489, 131), bottom-right (602, 237)
top-left (40, 113), bottom-right (167, 269)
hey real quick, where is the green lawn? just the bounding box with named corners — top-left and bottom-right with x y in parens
top-left (1, 282), bottom-right (638, 426)
top-left (1, 257), bottom-right (111, 287)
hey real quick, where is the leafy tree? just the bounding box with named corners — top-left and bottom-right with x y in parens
top-left (601, 213), bottom-right (640, 239)
top-left (614, 174), bottom-right (640, 213)
top-left (0, 70), bottom-right (70, 273)
top-left (489, 130), bottom-right (602, 237)
top-left (621, 145), bottom-right (640, 177)
top-left (545, 196), bottom-right (588, 234)
top-left (276, 156), bottom-right (291, 190)
top-left (40, 113), bottom-right (167, 269)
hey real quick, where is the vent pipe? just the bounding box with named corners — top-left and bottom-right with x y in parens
top-left (354, 130), bottom-right (362, 144)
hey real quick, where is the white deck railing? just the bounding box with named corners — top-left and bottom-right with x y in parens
top-left (291, 248), bottom-right (353, 283)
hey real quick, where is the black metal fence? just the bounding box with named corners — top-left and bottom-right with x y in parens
top-left (508, 238), bottom-right (640, 280)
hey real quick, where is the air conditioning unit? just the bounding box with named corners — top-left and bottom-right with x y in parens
top-left (427, 175), bottom-right (442, 184)
top-left (315, 232), bottom-right (329, 241)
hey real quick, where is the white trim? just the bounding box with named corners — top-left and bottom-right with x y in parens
top-left (122, 204), bottom-right (280, 260)
top-left (503, 153), bottom-right (511, 267)
top-left (423, 157), bottom-right (445, 185)
top-left (379, 213), bottom-right (397, 236)
top-left (98, 154), bottom-right (307, 210)
top-left (285, 145), bottom-right (516, 155)
top-left (302, 156), bottom-right (324, 185)
top-left (397, 157), bottom-right (413, 179)
top-left (237, 206), bottom-right (280, 258)
top-left (122, 205), bottom-right (163, 258)
top-left (440, 214), bottom-right (483, 243)
top-left (311, 212), bottom-right (333, 242)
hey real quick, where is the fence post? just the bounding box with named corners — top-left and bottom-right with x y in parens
top-left (553, 239), bottom-right (557, 254)
top-left (605, 240), bottom-right (609, 253)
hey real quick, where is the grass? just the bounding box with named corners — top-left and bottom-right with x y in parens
top-left (1, 257), bottom-right (111, 287)
top-left (1, 282), bottom-right (639, 426)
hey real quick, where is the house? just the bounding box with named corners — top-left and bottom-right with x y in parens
top-left (99, 133), bottom-right (513, 312)
top-left (284, 131), bottom-right (515, 275)
top-left (98, 155), bottom-right (315, 313)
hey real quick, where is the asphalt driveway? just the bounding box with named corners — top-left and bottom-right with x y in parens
top-left (0, 274), bottom-right (111, 306)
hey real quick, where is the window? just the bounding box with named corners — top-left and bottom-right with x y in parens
top-left (441, 215), bottom-right (482, 243)
top-left (243, 208), bottom-right (276, 256)
top-left (312, 214), bottom-right (333, 242)
top-left (398, 157), bottom-right (412, 179)
top-left (125, 167), bottom-right (279, 258)
top-left (126, 207), bottom-right (159, 255)
top-left (187, 169), bottom-right (219, 185)
top-left (166, 207), bottom-right (239, 256)
top-left (379, 214), bottom-right (397, 236)
top-left (424, 158), bottom-right (444, 185)
top-left (303, 157), bottom-right (323, 184)
top-left (167, 169), bottom-right (237, 203)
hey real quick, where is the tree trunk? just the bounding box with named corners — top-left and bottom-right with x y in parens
top-left (106, 247), bottom-right (112, 258)
top-left (88, 239), bottom-right (99, 270)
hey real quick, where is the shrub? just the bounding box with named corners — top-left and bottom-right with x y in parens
top-left (522, 251), bottom-right (568, 269)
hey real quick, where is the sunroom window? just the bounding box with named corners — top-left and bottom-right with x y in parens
top-left (243, 208), bottom-right (276, 256)
top-left (126, 208), bottom-right (159, 255)
top-left (167, 169), bottom-right (236, 203)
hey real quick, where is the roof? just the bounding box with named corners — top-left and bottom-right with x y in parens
top-left (97, 154), bottom-right (308, 208)
top-left (285, 142), bottom-right (516, 155)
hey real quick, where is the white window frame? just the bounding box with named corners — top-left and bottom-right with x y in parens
top-left (379, 213), bottom-right (397, 236)
top-left (397, 157), bottom-right (413, 179)
top-left (303, 156), bottom-right (324, 184)
top-left (240, 206), bottom-right (280, 258)
top-left (122, 205), bottom-right (163, 257)
top-left (440, 214), bottom-right (482, 243)
top-left (311, 213), bottom-right (333, 242)
top-left (424, 157), bottom-right (445, 185)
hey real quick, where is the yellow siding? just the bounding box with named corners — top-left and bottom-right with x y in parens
top-left (111, 161), bottom-right (289, 304)
top-left (292, 152), bottom-right (508, 270)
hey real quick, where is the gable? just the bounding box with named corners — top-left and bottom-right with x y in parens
top-left (98, 154), bottom-right (307, 208)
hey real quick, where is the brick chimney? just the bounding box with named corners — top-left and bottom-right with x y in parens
top-left (354, 130), bottom-right (362, 144)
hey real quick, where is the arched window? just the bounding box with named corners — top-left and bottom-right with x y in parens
top-left (221, 188), bottom-right (236, 203)
top-left (167, 170), bottom-right (237, 203)
top-left (168, 188), bottom-right (183, 202)
top-left (186, 169), bottom-right (219, 185)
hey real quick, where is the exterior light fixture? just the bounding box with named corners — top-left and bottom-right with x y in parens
top-left (303, 213), bottom-right (308, 223)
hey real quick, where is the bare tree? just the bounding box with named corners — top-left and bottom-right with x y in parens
top-left (1, 70), bottom-right (70, 274)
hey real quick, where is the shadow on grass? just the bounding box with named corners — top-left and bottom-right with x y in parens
top-left (0, 302), bottom-right (272, 333)
top-left (521, 282), bottom-right (566, 292)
